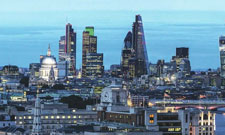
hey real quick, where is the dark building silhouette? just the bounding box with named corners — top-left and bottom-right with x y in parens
top-left (176, 47), bottom-right (189, 58)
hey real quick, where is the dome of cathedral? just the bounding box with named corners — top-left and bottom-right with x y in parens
top-left (42, 57), bottom-right (56, 65)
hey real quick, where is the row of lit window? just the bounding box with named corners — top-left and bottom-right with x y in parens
top-left (109, 115), bottom-right (130, 119)
top-left (18, 120), bottom-right (78, 125)
top-left (15, 115), bottom-right (82, 120)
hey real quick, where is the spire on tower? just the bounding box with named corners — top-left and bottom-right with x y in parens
top-left (31, 88), bottom-right (42, 135)
top-left (47, 44), bottom-right (51, 56)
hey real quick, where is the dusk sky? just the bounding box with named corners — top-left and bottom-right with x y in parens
top-left (1, 0), bottom-right (225, 12)
top-left (0, 0), bottom-right (225, 69)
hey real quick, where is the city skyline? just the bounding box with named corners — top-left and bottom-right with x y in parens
top-left (1, 1), bottom-right (225, 134)
top-left (0, 8), bottom-right (225, 70)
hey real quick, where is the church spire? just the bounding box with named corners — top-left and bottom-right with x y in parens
top-left (31, 88), bottom-right (42, 135)
top-left (47, 44), bottom-right (51, 56)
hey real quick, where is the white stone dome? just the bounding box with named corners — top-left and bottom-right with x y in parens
top-left (42, 57), bottom-right (56, 65)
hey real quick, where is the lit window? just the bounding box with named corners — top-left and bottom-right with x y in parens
top-left (15, 116), bottom-right (17, 119)
top-left (62, 116), bottom-right (65, 119)
top-left (24, 116), bottom-right (26, 119)
top-left (74, 120), bottom-right (77, 123)
top-left (73, 116), bottom-right (77, 119)
top-left (72, 109), bottom-right (76, 112)
top-left (28, 116), bottom-right (32, 119)
top-left (51, 116), bottom-right (54, 119)
top-left (45, 116), bottom-right (49, 119)
top-left (168, 128), bottom-right (175, 132)
top-left (79, 115), bottom-right (81, 118)
top-left (19, 121), bottom-right (23, 124)
top-left (56, 116), bottom-right (60, 119)
top-left (19, 117), bottom-right (22, 119)
top-left (68, 116), bottom-right (71, 119)
top-left (149, 120), bottom-right (154, 124)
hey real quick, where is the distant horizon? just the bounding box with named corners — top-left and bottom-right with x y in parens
top-left (0, 10), bottom-right (224, 70)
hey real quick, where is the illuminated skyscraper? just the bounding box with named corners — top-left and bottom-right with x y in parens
top-left (121, 31), bottom-right (133, 79)
top-left (86, 53), bottom-right (104, 78)
top-left (82, 26), bottom-right (97, 77)
top-left (58, 23), bottom-right (76, 78)
top-left (174, 47), bottom-right (190, 73)
top-left (219, 36), bottom-right (225, 86)
top-left (120, 15), bottom-right (149, 79)
top-left (132, 15), bottom-right (149, 77)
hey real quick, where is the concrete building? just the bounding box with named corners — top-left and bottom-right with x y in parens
top-left (14, 103), bottom-right (97, 134)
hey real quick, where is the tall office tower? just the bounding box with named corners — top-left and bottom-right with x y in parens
top-left (128, 58), bottom-right (136, 79)
top-left (121, 31), bottom-right (133, 78)
top-left (173, 47), bottom-right (191, 76)
top-left (82, 26), bottom-right (97, 77)
top-left (219, 36), bottom-right (225, 87)
top-left (58, 23), bottom-right (76, 78)
top-left (176, 47), bottom-right (189, 58)
top-left (86, 53), bottom-right (104, 78)
top-left (132, 15), bottom-right (149, 77)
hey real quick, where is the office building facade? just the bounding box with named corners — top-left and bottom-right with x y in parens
top-left (132, 15), bottom-right (149, 77)
top-left (58, 23), bottom-right (76, 78)
top-left (219, 36), bottom-right (225, 86)
top-left (86, 53), bottom-right (104, 78)
top-left (82, 27), bottom-right (99, 78)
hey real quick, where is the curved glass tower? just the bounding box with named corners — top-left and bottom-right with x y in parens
top-left (132, 15), bottom-right (149, 77)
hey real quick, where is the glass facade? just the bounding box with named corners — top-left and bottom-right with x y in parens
top-left (82, 27), bottom-right (98, 78)
top-left (132, 15), bottom-right (149, 77)
top-left (59, 23), bottom-right (76, 78)
top-left (121, 31), bottom-right (133, 79)
top-left (220, 36), bottom-right (225, 87)
top-left (176, 47), bottom-right (189, 58)
top-left (86, 53), bottom-right (104, 78)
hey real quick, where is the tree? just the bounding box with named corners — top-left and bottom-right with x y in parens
top-left (59, 95), bottom-right (95, 109)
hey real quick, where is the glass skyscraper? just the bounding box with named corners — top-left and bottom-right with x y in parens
top-left (219, 36), bottom-right (225, 86)
top-left (176, 47), bottom-right (189, 58)
top-left (121, 31), bottom-right (133, 79)
top-left (120, 15), bottom-right (149, 79)
top-left (86, 53), bottom-right (104, 78)
top-left (58, 23), bottom-right (76, 78)
top-left (82, 27), bottom-right (98, 78)
top-left (132, 15), bottom-right (149, 77)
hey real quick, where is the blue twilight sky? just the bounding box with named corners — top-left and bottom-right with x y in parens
top-left (1, 0), bottom-right (225, 12)
top-left (0, 0), bottom-right (225, 69)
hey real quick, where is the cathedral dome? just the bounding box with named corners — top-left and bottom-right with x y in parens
top-left (42, 57), bottom-right (56, 65)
